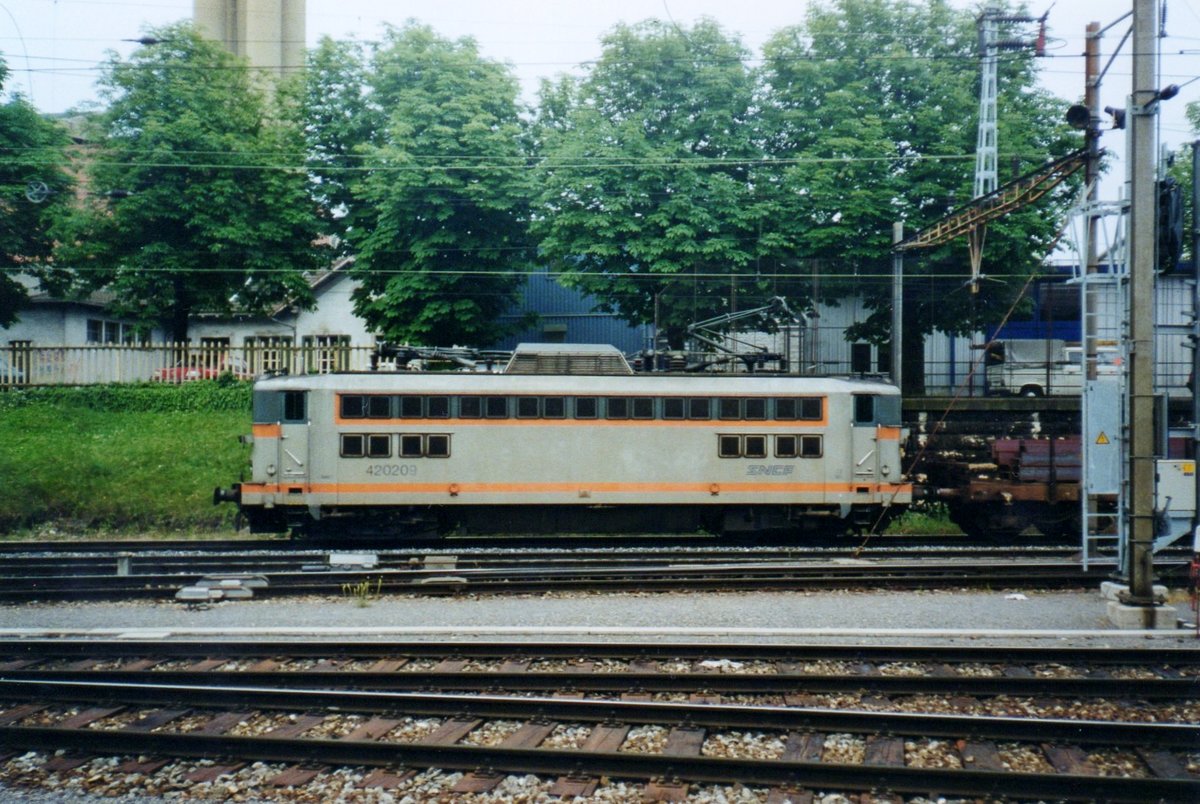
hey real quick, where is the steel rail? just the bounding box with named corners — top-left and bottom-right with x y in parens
top-left (1, 723), bottom-right (1194, 802)
top-left (0, 558), bottom-right (1171, 601)
top-left (5, 638), bottom-right (1198, 666)
top-left (2, 680), bottom-right (1196, 748)
top-left (9, 668), bottom-right (1196, 700)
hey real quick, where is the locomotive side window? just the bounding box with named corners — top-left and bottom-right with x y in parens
top-left (340, 395), bottom-right (366, 419)
top-left (398, 396), bottom-right (422, 418)
top-left (745, 398), bottom-right (766, 420)
top-left (606, 397), bottom-right (629, 419)
top-left (544, 397), bottom-right (566, 418)
top-left (517, 397), bottom-right (540, 418)
top-left (718, 435), bottom-right (741, 457)
top-left (744, 435), bottom-right (767, 458)
top-left (400, 435), bottom-right (423, 457)
top-left (367, 434), bottom-right (391, 458)
top-left (774, 397), bottom-right (822, 420)
top-left (854, 395), bottom-right (875, 424)
top-left (632, 397), bottom-right (654, 419)
top-left (340, 434), bottom-right (365, 457)
top-left (427, 434), bottom-right (451, 457)
top-left (283, 391), bottom-right (306, 423)
top-left (460, 397), bottom-right (482, 418)
top-left (800, 398), bottom-right (822, 420)
top-left (663, 398), bottom-right (685, 419)
top-left (718, 398), bottom-right (741, 419)
top-left (368, 395), bottom-right (392, 418)
top-left (688, 398), bottom-right (711, 419)
top-left (485, 396), bottom-right (509, 418)
top-left (428, 396), bottom-right (450, 418)
top-left (575, 397), bottom-right (598, 418)
top-left (776, 435), bottom-right (822, 458)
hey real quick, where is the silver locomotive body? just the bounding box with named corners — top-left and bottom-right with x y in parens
top-left (219, 371), bottom-right (911, 536)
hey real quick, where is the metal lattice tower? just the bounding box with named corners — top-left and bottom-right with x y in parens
top-left (974, 9), bottom-right (1000, 199)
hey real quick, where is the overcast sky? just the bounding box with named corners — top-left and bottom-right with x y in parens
top-left (2, 0), bottom-right (1197, 197)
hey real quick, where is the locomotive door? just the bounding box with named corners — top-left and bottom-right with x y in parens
top-left (278, 390), bottom-right (310, 487)
top-left (850, 394), bottom-right (879, 483)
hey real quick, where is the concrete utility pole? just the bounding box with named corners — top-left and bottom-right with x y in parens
top-left (1125, 0), bottom-right (1160, 617)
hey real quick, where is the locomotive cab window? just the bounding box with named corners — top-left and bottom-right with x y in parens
top-left (283, 391), bottom-right (306, 423)
top-left (854, 395), bottom-right (875, 424)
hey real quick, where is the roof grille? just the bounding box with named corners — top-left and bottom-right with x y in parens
top-left (503, 344), bottom-right (633, 375)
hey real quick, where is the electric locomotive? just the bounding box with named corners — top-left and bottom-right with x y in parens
top-left (215, 345), bottom-right (911, 536)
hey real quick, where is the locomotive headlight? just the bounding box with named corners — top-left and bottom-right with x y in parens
top-left (267, 463), bottom-right (277, 476)
top-left (881, 464), bottom-right (891, 476)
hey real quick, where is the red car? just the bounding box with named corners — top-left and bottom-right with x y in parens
top-left (151, 356), bottom-right (250, 382)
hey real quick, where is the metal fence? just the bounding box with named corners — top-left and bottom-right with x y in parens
top-left (0, 343), bottom-right (380, 387)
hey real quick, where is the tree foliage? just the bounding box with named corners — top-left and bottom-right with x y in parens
top-left (278, 36), bottom-right (381, 251)
top-left (0, 58), bottom-right (74, 328)
top-left (51, 23), bottom-right (324, 341)
top-left (532, 19), bottom-right (763, 348)
top-left (761, 0), bottom-right (1074, 339)
top-left (346, 23), bottom-right (532, 347)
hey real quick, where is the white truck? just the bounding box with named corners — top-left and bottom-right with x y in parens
top-left (984, 339), bottom-right (1120, 397)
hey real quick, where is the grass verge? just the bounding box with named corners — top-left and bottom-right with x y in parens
top-left (0, 387), bottom-right (250, 533)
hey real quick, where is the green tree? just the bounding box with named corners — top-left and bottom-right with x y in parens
top-left (0, 58), bottom-right (73, 328)
top-left (759, 0), bottom-right (1076, 390)
top-left (51, 23), bottom-right (323, 341)
top-left (347, 23), bottom-right (532, 347)
top-left (278, 35), bottom-right (381, 250)
top-left (532, 19), bottom-right (765, 348)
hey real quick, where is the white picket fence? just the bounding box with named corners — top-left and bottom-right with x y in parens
top-left (0, 344), bottom-right (381, 387)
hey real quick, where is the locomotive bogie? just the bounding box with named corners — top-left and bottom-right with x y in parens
top-left (221, 372), bottom-right (911, 537)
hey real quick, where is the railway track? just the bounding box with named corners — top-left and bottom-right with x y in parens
top-left (0, 551), bottom-right (1175, 601)
top-left (1, 639), bottom-right (1197, 801)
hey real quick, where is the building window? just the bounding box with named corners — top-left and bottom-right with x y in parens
top-left (245, 336), bottom-right (293, 374)
top-left (87, 318), bottom-right (140, 345)
top-left (851, 343), bottom-right (872, 374)
top-left (303, 334), bottom-right (350, 373)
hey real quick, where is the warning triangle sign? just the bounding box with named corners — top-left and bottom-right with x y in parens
top-left (1096, 432), bottom-right (1110, 445)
